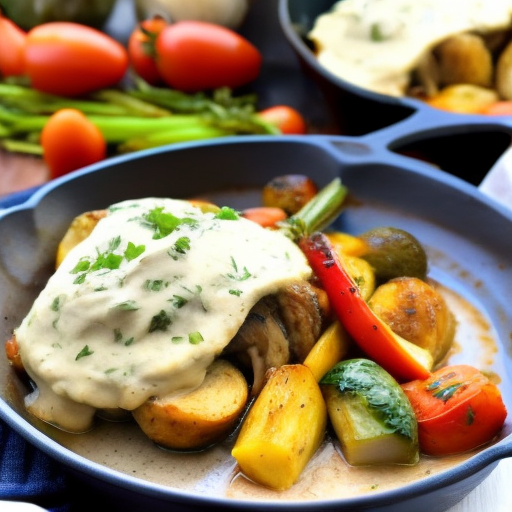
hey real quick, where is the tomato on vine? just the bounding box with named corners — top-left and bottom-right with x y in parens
top-left (155, 21), bottom-right (262, 92)
top-left (128, 16), bottom-right (168, 85)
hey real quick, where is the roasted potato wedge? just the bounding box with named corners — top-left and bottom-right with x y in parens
top-left (132, 359), bottom-right (249, 451)
top-left (435, 33), bottom-right (493, 88)
top-left (303, 320), bottom-right (351, 382)
top-left (369, 277), bottom-right (456, 364)
top-left (232, 364), bottom-right (327, 490)
top-left (55, 209), bottom-right (106, 267)
top-left (496, 37), bottom-right (512, 100)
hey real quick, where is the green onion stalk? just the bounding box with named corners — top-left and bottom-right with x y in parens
top-left (278, 177), bottom-right (349, 241)
top-left (0, 78), bottom-right (281, 156)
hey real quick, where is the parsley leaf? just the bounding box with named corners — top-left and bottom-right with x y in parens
top-left (142, 207), bottom-right (197, 239)
top-left (76, 345), bottom-right (94, 360)
top-left (124, 242), bottom-right (145, 261)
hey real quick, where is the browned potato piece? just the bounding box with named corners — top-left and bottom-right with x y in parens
top-left (496, 38), bottom-right (512, 100)
top-left (435, 33), bottom-right (493, 88)
top-left (55, 210), bottom-right (107, 268)
top-left (262, 174), bottom-right (318, 215)
top-left (368, 277), bottom-right (456, 364)
top-left (132, 359), bottom-right (249, 451)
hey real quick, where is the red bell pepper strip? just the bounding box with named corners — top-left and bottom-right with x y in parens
top-left (299, 232), bottom-right (432, 383)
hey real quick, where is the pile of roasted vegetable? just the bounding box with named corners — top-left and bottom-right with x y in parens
top-left (309, 0), bottom-right (512, 115)
top-left (5, 174), bottom-right (508, 492)
top-left (0, 9), bottom-right (307, 180)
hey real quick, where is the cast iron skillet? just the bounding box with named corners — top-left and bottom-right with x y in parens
top-left (278, 0), bottom-right (512, 183)
top-left (0, 132), bottom-right (511, 512)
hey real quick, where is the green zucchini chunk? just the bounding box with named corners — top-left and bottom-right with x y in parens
top-left (321, 358), bottom-right (419, 466)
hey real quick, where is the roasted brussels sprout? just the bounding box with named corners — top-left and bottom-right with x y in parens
top-left (358, 227), bottom-right (428, 283)
top-left (262, 174), bottom-right (318, 215)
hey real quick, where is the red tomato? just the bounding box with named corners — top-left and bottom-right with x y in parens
top-left (41, 108), bottom-right (106, 179)
top-left (402, 365), bottom-right (507, 456)
top-left (155, 21), bottom-right (262, 92)
top-left (128, 16), bottom-right (168, 85)
top-left (24, 22), bottom-right (128, 96)
top-left (258, 105), bottom-right (308, 134)
top-left (0, 16), bottom-right (26, 77)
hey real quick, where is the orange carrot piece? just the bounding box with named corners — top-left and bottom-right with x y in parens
top-left (242, 206), bottom-right (288, 228)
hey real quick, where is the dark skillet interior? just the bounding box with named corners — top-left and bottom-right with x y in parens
top-left (0, 135), bottom-right (511, 512)
top-left (278, 0), bottom-right (512, 185)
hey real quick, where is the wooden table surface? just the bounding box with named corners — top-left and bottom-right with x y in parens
top-left (0, 150), bottom-right (47, 198)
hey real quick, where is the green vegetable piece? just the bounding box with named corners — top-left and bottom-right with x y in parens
top-left (321, 358), bottom-right (419, 466)
top-left (358, 226), bottom-right (428, 283)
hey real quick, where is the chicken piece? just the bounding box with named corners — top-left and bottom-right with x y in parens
top-left (224, 281), bottom-right (326, 395)
top-left (276, 281), bottom-right (324, 362)
top-left (224, 296), bottom-right (290, 395)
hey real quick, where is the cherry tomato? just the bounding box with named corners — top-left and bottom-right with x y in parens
top-left (155, 21), bottom-right (262, 92)
top-left (258, 106), bottom-right (307, 134)
top-left (402, 365), bottom-right (507, 456)
top-left (0, 15), bottom-right (26, 77)
top-left (24, 22), bottom-right (129, 97)
top-left (128, 16), bottom-right (168, 85)
top-left (41, 108), bottom-right (106, 179)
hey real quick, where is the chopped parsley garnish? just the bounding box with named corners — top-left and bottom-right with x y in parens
top-left (174, 236), bottom-right (191, 253)
top-left (149, 310), bottom-right (172, 332)
top-left (76, 345), bottom-right (93, 360)
top-left (169, 236), bottom-right (191, 259)
top-left (229, 289), bottom-right (243, 296)
top-left (142, 207), bottom-right (197, 239)
top-left (70, 237), bottom-right (144, 284)
top-left (111, 300), bottom-right (139, 311)
top-left (172, 336), bottom-right (184, 343)
top-left (171, 295), bottom-right (187, 308)
top-left (227, 256), bottom-right (251, 281)
top-left (215, 206), bottom-right (239, 220)
top-left (370, 23), bottom-right (386, 41)
top-left (50, 294), bottom-right (66, 312)
top-left (144, 279), bottom-right (168, 291)
top-left (189, 331), bottom-right (204, 345)
top-left (124, 242), bottom-right (145, 261)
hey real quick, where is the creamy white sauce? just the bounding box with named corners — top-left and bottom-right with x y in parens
top-left (309, 0), bottom-right (512, 96)
top-left (15, 198), bottom-right (311, 432)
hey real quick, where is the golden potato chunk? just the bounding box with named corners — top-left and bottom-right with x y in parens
top-left (232, 364), bottom-right (327, 490)
top-left (132, 359), bottom-right (249, 451)
top-left (55, 210), bottom-right (106, 268)
top-left (303, 320), bottom-right (351, 382)
top-left (435, 33), bottom-right (493, 88)
top-left (369, 277), bottom-right (456, 364)
top-left (496, 38), bottom-right (512, 100)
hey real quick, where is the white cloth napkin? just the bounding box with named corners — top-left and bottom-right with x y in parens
top-left (479, 145), bottom-right (512, 210)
